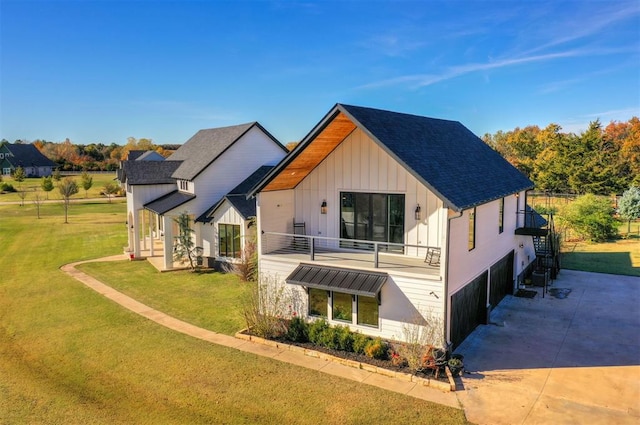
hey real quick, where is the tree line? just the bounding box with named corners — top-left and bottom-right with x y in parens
top-left (1, 137), bottom-right (179, 171)
top-left (483, 117), bottom-right (639, 195)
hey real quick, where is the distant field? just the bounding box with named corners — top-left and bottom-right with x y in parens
top-left (0, 172), bottom-right (122, 203)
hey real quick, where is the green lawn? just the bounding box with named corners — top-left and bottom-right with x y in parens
top-left (0, 172), bottom-right (123, 203)
top-left (0, 202), bottom-right (469, 424)
top-left (77, 261), bottom-right (250, 336)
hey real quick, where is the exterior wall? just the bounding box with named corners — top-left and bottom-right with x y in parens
top-left (256, 190), bottom-right (295, 255)
top-left (203, 200), bottom-right (248, 259)
top-left (126, 182), bottom-right (175, 256)
top-left (177, 126), bottom-right (286, 219)
top-left (292, 128), bottom-right (444, 254)
top-left (259, 257), bottom-right (445, 342)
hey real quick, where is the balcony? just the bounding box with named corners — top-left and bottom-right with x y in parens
top-left (261, 232), bottom-right (441, 278)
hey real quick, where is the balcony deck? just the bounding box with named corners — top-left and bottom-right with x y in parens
top-left (261, 232), bottom-right (441, 279)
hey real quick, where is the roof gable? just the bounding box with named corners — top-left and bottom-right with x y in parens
top-left (254, 104), bottom-right (533, 211)
top-left (121, 160), bottom-right (182, 185)
top-left (195, 165), bottom-right (274, 223)
top-left (168, 122), bottom-right (285, 181)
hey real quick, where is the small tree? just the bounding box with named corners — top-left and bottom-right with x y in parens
top-left (234, 218), bottom-right (258, 282)
top-left (12, 166), bottom-right (26, 182)
top-left (618, 186), bottom-right (640, 236)
top-left (558, 194), bottom-right (618, 242)
top-left (58, 177), bottom-right (79, 223)
top-left (102, 181), bottom-right (119, 203)
top-left (80, 171), bottom-right (93, 198)
top-left (172, 212), bottom-right (200, 270)
top-left (33, 191), bottom-right (44, 219)
top-left (52, 168), bottom-right (61, 181)
top-left (41, 176), bottom-right (54, 199)
top-left (17, 186), bottom-right (27, 206)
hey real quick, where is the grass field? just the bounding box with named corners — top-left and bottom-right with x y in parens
top-left (0, 202), bottom-right (469, 424)
top-left (0, 172), bottom-right (123, 203)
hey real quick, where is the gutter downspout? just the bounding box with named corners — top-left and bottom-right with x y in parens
top-left (444, 208), bottom-right (464, 350)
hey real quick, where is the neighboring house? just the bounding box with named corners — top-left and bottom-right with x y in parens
top-left (0, 142), bottom-right (57, 177)
top-left (250, 104), bottom-right (539, 349)
top-left (119, 123), bottom-right (287, 270)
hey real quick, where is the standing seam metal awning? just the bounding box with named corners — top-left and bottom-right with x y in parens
top-left (285, 264), bottom-right (388, 298)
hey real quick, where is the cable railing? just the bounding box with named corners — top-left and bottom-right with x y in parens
top-left (261, 231), bottom-right (441, 275)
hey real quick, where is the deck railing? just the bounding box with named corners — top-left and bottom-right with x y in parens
top-left (261, 231), bottom-right (440, 272)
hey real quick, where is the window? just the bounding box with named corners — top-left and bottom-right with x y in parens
top-left (0, 153), bottom-right (4, 159)
top-left (498, 197), bottom-right (504, 234)
top-left (179, 180), bottom-right (188, 191)
top-left (357, 295), bottom-right (379, 327)
top-left (218, 224), bottom-right (241, 258)
top-left (332, 292), bottom-right (352, 322)
top-left (308, 288), bottom-right (327, 317)
top-left (468, 207), bottom-right (476, 251)
top-left (340, 192), bottom-right (405, 252)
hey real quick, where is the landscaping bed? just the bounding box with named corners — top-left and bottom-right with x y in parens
top-left (236, 321), bottom-right (457, 392)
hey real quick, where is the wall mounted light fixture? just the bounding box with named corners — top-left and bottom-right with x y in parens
top-left (321, 200), bottom-right (327, 214)
top-left (414, 204), bottom-right (421, 220)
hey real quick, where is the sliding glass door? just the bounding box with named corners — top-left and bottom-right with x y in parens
top-left (340, 192), bottom-right (404, 252)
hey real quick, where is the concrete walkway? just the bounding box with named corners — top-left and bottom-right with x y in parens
top-left (62, 256), bottom-right (640, 424)
top-left (60, 255), bottom-right (460, 411)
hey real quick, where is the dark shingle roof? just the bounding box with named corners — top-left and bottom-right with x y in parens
top-left (168, 123), bottom-right (285, 181)
top-left (196, 166), bottom-right (274, 223)
top-left (5, 144), bottom-right (56, 167)
top-left (144, 190), bottom-right (195, 215)
top-left (121, 160), bottom-right (182, 185)
top-left (339, 104), bottom-right (533, 211)
top-left (136, 151), bottom-right (165, 161)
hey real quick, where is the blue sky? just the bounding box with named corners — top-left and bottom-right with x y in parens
top-left (1, 0), bottom-right (639, 145)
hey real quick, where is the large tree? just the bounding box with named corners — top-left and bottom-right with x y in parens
top-left (618, 186), bottom-right (640, 236)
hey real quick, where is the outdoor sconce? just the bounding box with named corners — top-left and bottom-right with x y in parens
top-left (321, 200), bottom-right (327, 214)
top-left (519, 242), bottom-right (524, 248)
top-left (414, 204), bottom-right (421, 220)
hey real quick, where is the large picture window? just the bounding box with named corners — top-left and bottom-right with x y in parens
top-left (308, 288), bottom-right (327, 317)
top-left (219, 223), bottom-right (241, 258)
top-left (357, 295), bottom-right (379, 327)
top-left (340, 192), bottom-right (404, 251)
top-left (332, 292), bottom-right (352, 322)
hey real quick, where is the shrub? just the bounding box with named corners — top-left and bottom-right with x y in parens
top-left (335, 325), bottom-right (354, 352)
top-left (317, 326), bottom-right (340, 350)
top-left (0, 182), bottom-right (16, 192)
top-left (364, 337), bottom-right (389, 360)
top-left (286, 316), bottom-right (309, 343)
top-left (558, 194), bottom-right (618, 242)
top-left (241, 276), bottom-right (290, 339)
top-left (307, 318), bottom-right (329, 345)
top-left (352, 332), bottom-right (371, 355)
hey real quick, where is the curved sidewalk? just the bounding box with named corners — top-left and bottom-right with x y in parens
top-left (60, 255), bottom-right (461, 410)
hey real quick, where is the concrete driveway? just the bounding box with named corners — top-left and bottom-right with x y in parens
top-left (455, 269), bottom-right (640, 425)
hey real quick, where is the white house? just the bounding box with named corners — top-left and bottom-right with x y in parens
top-left (250, 104), bottom-right (541, 348)
top-left (119, 122), bottom-right (287, 270)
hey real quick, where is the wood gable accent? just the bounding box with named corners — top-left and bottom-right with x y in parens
top-left (262, 111), bottom-right (356, 191)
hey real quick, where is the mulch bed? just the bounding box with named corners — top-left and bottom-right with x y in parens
top-left (266, 336), bottom-right (450, 383)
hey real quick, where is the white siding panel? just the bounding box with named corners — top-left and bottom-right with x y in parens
top-left (259, 256), bottom-right (445, 342)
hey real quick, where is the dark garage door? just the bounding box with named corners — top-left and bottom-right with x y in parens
top-left (489, 251), bottom-right (515, 308)
top-left (451, 271), bottom-right (488, 349)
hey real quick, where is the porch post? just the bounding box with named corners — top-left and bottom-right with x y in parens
top-left (149, 209), bottom-right (154, 257)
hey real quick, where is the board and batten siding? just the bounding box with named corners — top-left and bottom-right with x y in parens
top-left (259, 257), bottom-right (445, 342)
top-left (177, 126), bottom-right (286, 219)
top-left (205, 199), bottom-right (248, 258)
top-left (291, 128), bottom-right (444, 255)
top-left (447, 192), bottom-right (535, 297)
